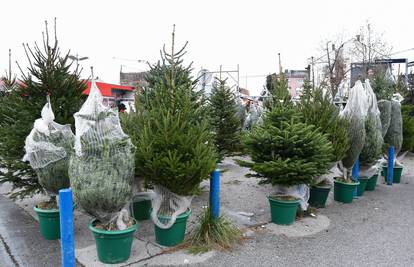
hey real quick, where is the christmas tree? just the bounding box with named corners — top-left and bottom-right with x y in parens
top-left (264, 73), bottom-right (290, 109)
top-left (127, 27), bottom-right (217, 196)
top-left (299, 83), bottom-right (349, 164)
top-left (0, 20), bottom-right (85, 199)
top-left (209, 78), bottom-right (241, 160)
top-left (239, 102), bottom-right (333, 187)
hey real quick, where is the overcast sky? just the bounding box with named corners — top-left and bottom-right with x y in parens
top-left (1, 0), bottom-right (413, 94)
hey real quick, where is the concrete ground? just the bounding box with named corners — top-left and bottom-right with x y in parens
top-left (1, 154), bottom-right (414, 266)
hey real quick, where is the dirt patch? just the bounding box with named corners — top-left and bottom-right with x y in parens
top-left (37, 200), bottom-right (58, 210)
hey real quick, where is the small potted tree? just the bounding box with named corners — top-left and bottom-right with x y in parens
top-left (383, 100), bottom-right (404, 183)
top-left (24, 98), bottom-right (74, 240)
top-left (239, 103), bottom-right (333, 225)
top-left (359, 80), bottom-right (383, 194)
top-left (132, 29), bottom-right (216, 246)
top-left (70, 80), bottom-right (137, 264)
top-left (335, 81), bottom-right (367, 203)
top-left (299, 83), bottom-right (349, 208)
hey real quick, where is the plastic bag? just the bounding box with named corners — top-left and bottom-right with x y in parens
top-left (23, 97), bottom-right (74, 195)
top-left (69, 80), bottom-right (135, 222)
top-left (151, 185), bottom-right (192, 229)
top-left (340, 80), bottom-right (368, 170)
top-left (273, 184), bottom-right (309, 211)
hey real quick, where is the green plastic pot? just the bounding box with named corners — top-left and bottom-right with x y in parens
top-left (34, 206), bottom-right (60, 240)
top-left (334, 179), bottom-right (359, 204)
top-left (154, 209), bottom-right (191, 247)
top-left (268, 196), bottom-right (299, 225)
top-left (131, 199), bottom-right (151, 221)
top-left (89, 219), bottom-right (139, 264)
top-left (382, 166), bottom-right (403, 183)
top-left (365, 174), bottom-right (378, 191)
top-left (308, 186), bottom-right (331, 208)
top-left (356, 177), bottom-right (369, 196)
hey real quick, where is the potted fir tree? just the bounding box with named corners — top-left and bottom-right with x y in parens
top-left (383, 100), bottom-right (404, 183)
top-left (24, 98), bottom-right (74, 240)
top-left (239, 102), bottom-right (332, 225)
top-left (359, 80), bottom-right (383, 194)
top-left (335, 81), bottom-right (367, 203)
top-left (299, 83), bottom-right (349, 208)
top-left (209, 78), bottom-right (242, 160)
top-left (131, 29), bottom-right (216, 246)
top-left (70, 80), bottom-right (137, 264)
top-left (0, 21), bottom-right (85, 200)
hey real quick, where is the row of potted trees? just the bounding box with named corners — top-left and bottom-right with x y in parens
top-left (239, 76), bottom-right (404, 225)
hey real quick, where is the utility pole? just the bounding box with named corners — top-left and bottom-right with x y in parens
top-left (311, 56), bottom-right (315, 89)
top-left (278, 53), bottom-right (283, 74)
top-left (8, 49), bottom-right (11, 80)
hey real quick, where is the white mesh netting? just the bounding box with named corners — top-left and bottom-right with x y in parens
top-left (340, 80), bottom-right (369, 175)
top-left (23, 97), bottom-right (74, 195)
top-left (151, 185), bottom-right (192, 229)
top-left (69, 80), bottom-right (135, 223)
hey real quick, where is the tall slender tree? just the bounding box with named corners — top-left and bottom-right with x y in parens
top-left (209, 78), bottom-right (241, 160)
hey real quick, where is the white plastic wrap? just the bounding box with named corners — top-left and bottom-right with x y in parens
top-left (69, 80), bottom-right (135, 222)
top-left (273, 184), bottom-right (309, 211)
top-left (23, 97), bottom-right (74, 194)
top-left (151, 185), bottom-right (192, 229)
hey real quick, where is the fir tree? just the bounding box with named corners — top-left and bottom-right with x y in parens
top-left (298, 84), bottom-right (349, 164)
top-left (124, 27), bottom-right (216, 196)
top-left (264, 73), bottom-right (290, 109)
top-left (238, 103), bottom-right (333, 187)
top-left (209, 78), bottom-right (241, 160)
top-left (0, 20), bottom-right (85, 199)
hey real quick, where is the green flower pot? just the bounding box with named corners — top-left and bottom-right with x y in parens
top-left (365, 174), bottom-right (378, 191)
top-left (34, 206), bottom-right (60, 240)
top-left (131, 199), bottom-right (151, 221)
top-left (154, 209), bottom-right (191, 247)
top-left (382, 166), bottom-right (403, 183)
top-left (268, 196), bottom-right (299, 225)
top-left (334, 180), bottom-right (359, 204)
top-left (356, 177), bottom-right (369, 196)
top-left (308, 186), bottom-right (331, 208)
top-left (89, 219), bottom-right (139, 264)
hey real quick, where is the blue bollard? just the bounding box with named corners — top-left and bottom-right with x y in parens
top-left (210, 169), bottom-right (220, 219)
top-left (59, 188), bottom-right (75, 267)
top-left (387, 146), bottom-right (394, 186)
top-left (352, 157), bottom-right (359, 198)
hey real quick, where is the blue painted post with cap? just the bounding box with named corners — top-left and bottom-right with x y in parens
top-left (59, 188), bottom-right (75, 267)
top-left (352, 157), bottom-right (359, 198)
top-left (210, 169), bottom-right (220, 219)
top-left (387, 146), bottom-right (394, 185)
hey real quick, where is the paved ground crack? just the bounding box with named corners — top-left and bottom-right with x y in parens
top-left (0, 233), bottom-right (20, 267)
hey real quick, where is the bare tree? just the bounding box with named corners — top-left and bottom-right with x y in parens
top-left (351, 21), bottom-right (393, 75)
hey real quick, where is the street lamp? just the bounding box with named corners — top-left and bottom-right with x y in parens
top-left (68, 54), bottom-right (89, 68)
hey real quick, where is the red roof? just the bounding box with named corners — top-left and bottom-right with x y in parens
top-left (83, 81), bottom-right (134, 97)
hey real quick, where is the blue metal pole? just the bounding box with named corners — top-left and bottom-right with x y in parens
top-left (210, 169), bottom-right (220, 219)
top-left (352, 157), bottom-right (359, 198)
top-left (387, 146), bottom-right (394, 186)
top-left (59, 188), bottom-right (75, 267)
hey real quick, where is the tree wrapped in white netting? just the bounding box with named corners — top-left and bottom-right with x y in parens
top-left (378, 100), bottom-right (392, 138)
top-left (23, 97), bottom-right (74, 195)
top-left (360, 80), bottom-right (383, 167)
top-left (384, 100), bottom-right (403, 155)
top-left (69, 80), bottom-right (135, 223)
top-left (340, 80), bottom-right (369, 176)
